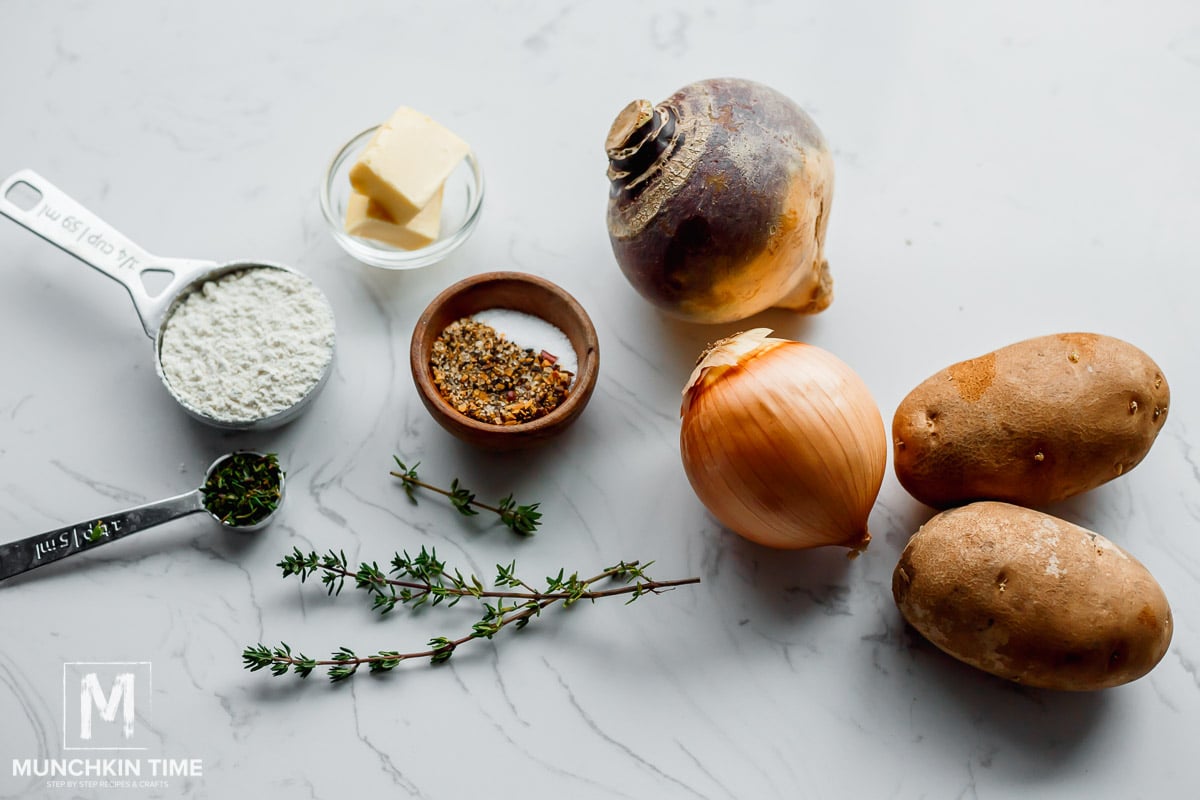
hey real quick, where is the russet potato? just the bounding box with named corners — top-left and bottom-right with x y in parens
top-left (893, 332), bottom-right (1169, 508)
top-left (893, 502), bottom-right (1172, 691)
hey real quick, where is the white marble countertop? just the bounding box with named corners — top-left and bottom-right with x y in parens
top-left (1, 2), bottom-right (1197, 797)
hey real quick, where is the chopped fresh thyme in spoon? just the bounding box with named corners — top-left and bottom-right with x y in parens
top-left (201, 452), bottom-right (282, 527)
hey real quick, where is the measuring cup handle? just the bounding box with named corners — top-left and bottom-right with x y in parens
top-left (0, 169), bottom-right (214, 338)
top-left (0, 490), bottom-right (205, 582)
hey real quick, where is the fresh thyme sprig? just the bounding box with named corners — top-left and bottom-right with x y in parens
top-left (390, 456), bottom-right (542, 534)
top-left (242, 546), bottom-right (700, 681)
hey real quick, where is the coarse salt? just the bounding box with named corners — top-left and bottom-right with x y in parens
top-left (473, 308), bottom-right (577, 376)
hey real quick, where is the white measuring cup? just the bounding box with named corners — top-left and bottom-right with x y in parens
top-left (0, 452), bottom-right (284, 583)
top-left (0, 169), bottom-right (335, 430)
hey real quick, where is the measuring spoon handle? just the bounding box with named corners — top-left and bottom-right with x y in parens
top-left (0, 169), bottom-right (214, 338)
top-left (0, 490), bottom-right (206, 582)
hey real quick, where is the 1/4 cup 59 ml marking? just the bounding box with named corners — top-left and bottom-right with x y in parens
top-left (0, 169), bottom-right (336, 430)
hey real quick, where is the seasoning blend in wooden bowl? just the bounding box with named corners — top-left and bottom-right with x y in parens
top-left (410, 272), bottom-right (599, 450)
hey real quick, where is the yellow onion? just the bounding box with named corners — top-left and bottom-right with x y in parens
top-left (680, 329), bottom-right (886, 551)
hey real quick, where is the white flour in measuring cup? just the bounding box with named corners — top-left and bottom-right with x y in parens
top-left (157, 267), bottom-right (336, 423)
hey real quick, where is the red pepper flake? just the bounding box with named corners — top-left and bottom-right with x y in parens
top-left (430, 317), bottom-right (573, 425)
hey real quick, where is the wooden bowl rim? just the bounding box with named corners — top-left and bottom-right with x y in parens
top-left (409, 271), bottom-right (599, 444)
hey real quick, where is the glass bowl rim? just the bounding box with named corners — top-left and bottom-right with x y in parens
top-left (319, 124), bottom-right (485, 270)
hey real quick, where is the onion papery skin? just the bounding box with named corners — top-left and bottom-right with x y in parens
top-left (680, 337), bottom-right (886, 551)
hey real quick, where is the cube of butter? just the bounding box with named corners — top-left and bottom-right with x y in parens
top-left (344, 186), bottom-right (443, 250)
top-left (349, 107), bottom-right (468, 224)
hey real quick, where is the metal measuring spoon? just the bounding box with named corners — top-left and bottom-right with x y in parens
top-left (0, 169), bottom-right (335, 430)
top-left (0, 452), bottom-right (284, 583)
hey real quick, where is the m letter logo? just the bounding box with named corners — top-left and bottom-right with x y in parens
top-left (63, 662), bottom-right (152, 750)
top-left (80, 672), bottom-right (135, 740)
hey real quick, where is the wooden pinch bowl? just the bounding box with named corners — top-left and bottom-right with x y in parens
top-left (410, 271), bottom-right (600, 450)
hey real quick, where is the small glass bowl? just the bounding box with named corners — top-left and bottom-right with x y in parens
top-left (319, 125), bottom-right (484, 269)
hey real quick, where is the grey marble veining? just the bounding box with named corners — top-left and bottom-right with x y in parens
top-left (1, 1), bottom-right (1198, 798)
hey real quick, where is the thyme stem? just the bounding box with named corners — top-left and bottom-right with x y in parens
top-left (243, 549), bottom-right (700, 681)
top-left (390, 456), bottom-right (542, 534)
top-left (387, 472), bottom-right (505, 515)
top-left (312, 558), bottom-right (698, 602)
